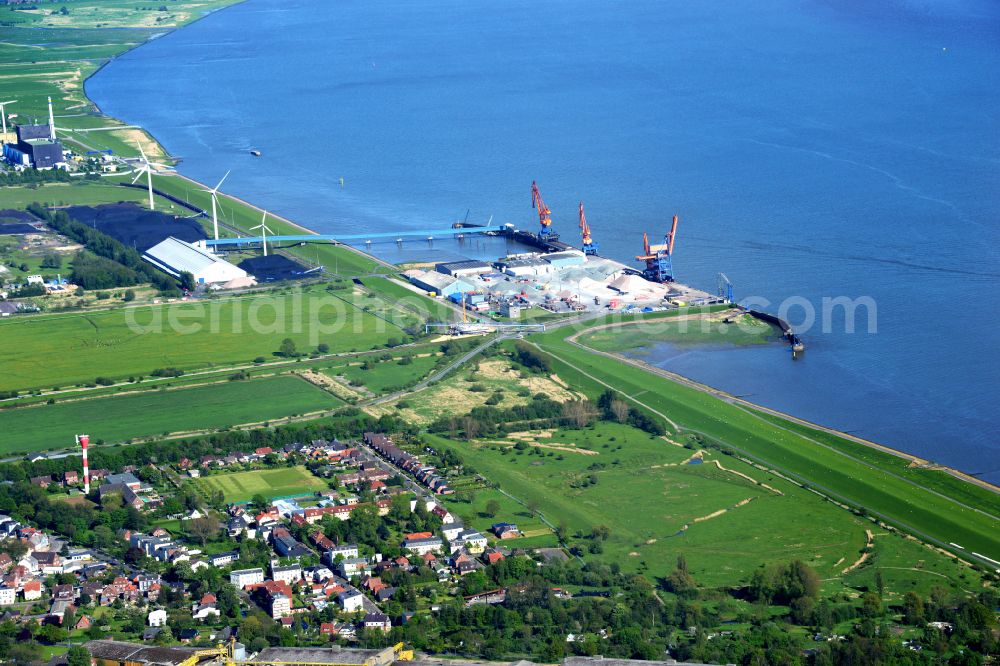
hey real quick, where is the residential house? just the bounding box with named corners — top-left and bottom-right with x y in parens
top-left (148, 609), bottom-right (168, 627)
top-left (453, 530), bottom-right (488, 554)
top-left (229, 568), bottom-right (264, 588)
top-left (363, 612), bottom-right (391, 632)
top-left (322, 544), bottom-right (360, 565)
top-left (441, 523), bottom-right (465, 542)
top-left (491, 522), bottom-right (521, 539)
top-left (271, 564), bottom-right (302, 586)
top-left (337, 590), bottom-right (364, 613)
top-left (402, 534), bottom-right (443, 555)
top-left (0, 587), bottom-right (14, 606)
top-left (209, 551), bottom-right (239, 567)
top-left (337, 558), bottom-right (370, 578)
top-left (22, 580), bottom-right (42, 601)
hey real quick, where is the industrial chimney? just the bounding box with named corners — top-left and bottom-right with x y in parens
top-left (47, 97), bottom-right (56, 141)
top-left (76, 434), bottom-right (90, 494)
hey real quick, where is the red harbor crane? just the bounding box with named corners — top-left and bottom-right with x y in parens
top-left (578, 202), bottom-right (598, 255)
top-left (531, 180), bottom-right (555, 238)
top-left (635, 214), bottom-right (679, 282)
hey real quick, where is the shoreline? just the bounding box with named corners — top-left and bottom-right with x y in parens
top-left (565, 321), bottom-right (1000, 497)
top-left (75, 0), bottom-right (999, 499)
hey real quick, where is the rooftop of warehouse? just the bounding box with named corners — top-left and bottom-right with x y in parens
top-left (83, 640), bottom-right (196, 666)
top-left (143, 237), bottom-right (229, 273)
top-left (256, 647), bottom-right (392, 665)
top-left (436, 260), bottom-right (492, 270)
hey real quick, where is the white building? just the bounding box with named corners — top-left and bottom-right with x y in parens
top-left (148, 609), bottom-right (168, 627)
top-left (271, 563), bottom-right (302, 586)
top-left (453, 530), bottom-right (488, 554)
top-left (229, 568), bottom-right (265, 588)
top-left (337, 590), bottom-right (364, 613)
top-left (441, 523), bottom-right (465, 542)
top-left (323, 544), bottom-right (359, 564)
top-left (0, 587), bottom-right (15, 606)
top-left (403, 536), bottom-right (443, 555)
top-left (143, 237), bottom-right (248, 285)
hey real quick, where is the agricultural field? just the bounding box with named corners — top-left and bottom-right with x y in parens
top-left (528, 323), bottom-right (1000, 567)
top-left (0, 375), bottom-right (337, 454)
top-left (0, 284), bottom-right (405, 392)
top-left (193, 465), bottom-right (327, 504)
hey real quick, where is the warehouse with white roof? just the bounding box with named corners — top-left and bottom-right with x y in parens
top-left (143, 237), bottom-right (248, 285)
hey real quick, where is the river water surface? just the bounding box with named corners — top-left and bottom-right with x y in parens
top-left (87, 0), bottom-right (1000, 481)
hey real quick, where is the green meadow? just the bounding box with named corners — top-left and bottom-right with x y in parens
top-left (0, 375), bottom-right (337, 454)
top-left (0, 285), bottom-right (404, 392)
top-left (527, 322), bottom-right (1000, 565)
top-left (429, 422), bottom-right (874, 587)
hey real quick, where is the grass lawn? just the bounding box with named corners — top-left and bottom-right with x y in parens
top-left (0, 181), bottom-right (149, 209)
top-left (193, 465), bottom-right (327, 504)
top-left (0, 284), bottom-right (404, 392)
top-left (529, 323), bottom-right (1000, 566)
top-left (427, 422), bottom-right (871, 587)
top-left (0, 375), bottom-right (338, 454)
top-left (326, 353), bottom-right (442, 394)
top-left (580, 311), bottom-right (779, 352)
top-left (428, 421), bottom-right (981, 591)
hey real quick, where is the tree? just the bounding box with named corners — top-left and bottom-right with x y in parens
top-left (123, 289), bottom-right (136, 302)
top-left (67, 646), bottom-right (90, 666)
top-left (609, 399), bottom-right (630, 423)
top-left (187, 515), bottom-right (221, 545)
top-left (62, 605), bottom-right (76, 631)
top-left (561, 399), bottom-right (597, 428)
top-left (279, 338), bottom-right (297, 358)
top-left (591, 525), bottom-right (611, 541)
top-left (903, 591), bottom-right (924, 625)
top-left (179, 271), bottom-right (196, 291)
top-left (484, 499), bottom-right (501, 518)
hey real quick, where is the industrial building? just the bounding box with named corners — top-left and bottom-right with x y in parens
top-left (143, 237), bottom-right (248, 285)
top-left (435, 260), bottom-right (492, 278)
top-left (542, 250), bottom-right (587, 268)
top-left (254, 646), bottom-right (404, 666)
top-left (404, 269), bottom-right (473, 298)
top-left (84, 640), bottom-right (201, 666)
top-left (2, 99), bottom-right (66, 170)
top-left (2, 124), bottom-right (65, 170)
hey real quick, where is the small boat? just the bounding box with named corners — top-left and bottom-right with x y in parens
top-left (250, 149), bottom-right (261, 157)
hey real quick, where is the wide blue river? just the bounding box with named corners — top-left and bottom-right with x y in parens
top-left (88, 0), bottom-right (1000, 481)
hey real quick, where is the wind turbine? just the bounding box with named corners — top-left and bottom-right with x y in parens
top-left (251, 211), bottom-right (274, 257)
top-left (0, 100), bottom-right (15, 135)
top-left (130, 140), bottom-right (169, 211)
top-left (202, 170), bottom-right (230, 240)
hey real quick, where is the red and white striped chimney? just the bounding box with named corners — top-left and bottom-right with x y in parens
top-left (77, 434), bottom-right (90, 494)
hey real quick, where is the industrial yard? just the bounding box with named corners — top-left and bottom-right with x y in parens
top-left (400, 183), bottom-right (717, 322)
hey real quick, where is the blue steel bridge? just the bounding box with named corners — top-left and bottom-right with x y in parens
top-left (201, 225), bottom-right (508, 248)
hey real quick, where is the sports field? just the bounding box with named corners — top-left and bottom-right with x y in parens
top-left (0, 285), bottom-right (404, 393)
top-left (193, 465), bottom-right (327, 504)
top-left (0, 375), bottom-right (337, 454)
